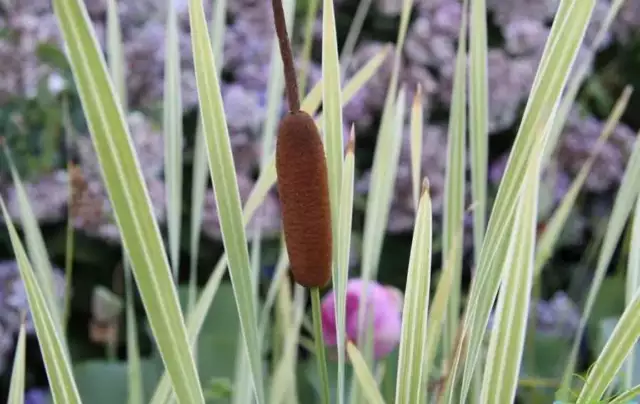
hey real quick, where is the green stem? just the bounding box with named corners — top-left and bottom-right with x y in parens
top-left (297, 0), bottom-right (320, 97)
top-left (63, 162), bottom-right (75, 335)
top-left (311, 287), bottom-right (330, 404)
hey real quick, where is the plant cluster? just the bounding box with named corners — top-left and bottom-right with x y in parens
top-left (0, 1), bottom-right (639, 404)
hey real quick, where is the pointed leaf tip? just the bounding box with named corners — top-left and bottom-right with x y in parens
top-left (421, 177), bottom-right (430, 196)
top-left (466, 200), bottom-right (479, 214)
top-left (347, 126), bottom-right (356, 154)
top-left (413, 85), bottom-right (422, 105)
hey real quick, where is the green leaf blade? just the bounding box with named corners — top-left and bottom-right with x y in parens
top-left (468, 0), bottom-right (489, 262)
top-left (395, 180), bottom-right (433, 404)
top-left (187, 0), bottom-right (264, 402)
top-left (455, 1), bottom-right (598, 400)
top-left (7, 319), bottom-right (27, 404)
top-left (51, 0), bottom-right (205, 402)
top-left (322, 0), bottom-right (345, 248)
top-left (334, 128), bottom-right (356, 404)
top-left (480, 139), bottom-right (543, 404)
top-left (164, 0), bottom-right (184, 279)
top-left (535, 86), bottom-right (633, 275)
top-left (560, 128), bottom-right (640, 400)
top-left (0, 198), bottom-right (82, 404)
top-left (442, 0), bottom-right (468, 365)
top-left (347, 342), bottom-right (387, 404)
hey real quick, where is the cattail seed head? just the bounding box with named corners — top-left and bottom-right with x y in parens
top-left (276, 111), bottom-right (332, 288)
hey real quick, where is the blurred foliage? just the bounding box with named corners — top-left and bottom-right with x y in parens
top-left (73, 358), bottom-right (164, 404)
top-left (0, 93), bottom-right (65, 181)
top-left (0, 40), bottom-right (85, 181)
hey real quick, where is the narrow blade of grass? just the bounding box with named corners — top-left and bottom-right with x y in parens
top-left (298, 0), bottom-right (320, 97)
top-left (625, 194), bottom-right (640, 390)
top-left (124, 258), bottom-right (143, 404)
top-left (208, 0), bottom-right (227, 63)
top-left (468, 0), bottom-right (489, 262)
top-left (164, 0), bottom-right (183, 280)
top-left (559, 130), bottom-right (640, 400)
top-left (188, 120), bottom-right (208, 311)
top-left (423, 229), bottom-right (461, 380)
top-left (347, 342), bottom-right (387, 404)
top-left (259, 236), bottom-right (289, 335)
top-left (187, 0), bottom-right (264, 401)
top-left (7, 317), bottom-right (27, 404)
top-left (442, 0), bottom-right (468, 368)
top-left (577, 267), bottom-right (640, 401)
top-left (395, 179), bottom-right (433, 404)
top-left (2, 150), bottom-right (64, 339)
top-left (358, 85), bottom-right (407, 367)
top-left (105, 8), bottom-right (142, 400)
top-left (189, 0), bottom-right (228, 313)
top-left (311, 287), bottom-right (331, 404)
top-left (541, 0), bottom-right (627, 167)
top-left (534, 85), bottom-right (633, 275)
top-left (304, 45), bottom-right (391, 122)
top-left (356, 0), bottom-right (414, 377)
top-left (359, 0), bottom-right (413, 287)
top-left (269, 286), bottom-right (306, 404)
top-left (51, 0), bottom-right (204, 401)
top-left (106, 0), bottom-right (126, 109)
top-left (451, 2), bottom-right (597, 400)
top-left (0, 198), bottom-right (82, 404)
top-left (149, 255), bottom-right (228, 404)
top-left (528, 85), bottom-right (632, 393)
top-left (231, 345), bottom-right (252, 404)
top-left (351, 85), bottom-right (408, 404)
top-left (609, 383), bottom-right (640, 404)
top-left (480, 136), bottom-right (543, 404)
top-left (151, 45), bottom-right (387, 402)
top-left (339, 0), bottom-right (373, 75)
top-left (63, 100), bottom-right (76, 330)
top-left (322, 0), bottom-right (345, 242)
top-left (334, 128), bottom-right (356, 404)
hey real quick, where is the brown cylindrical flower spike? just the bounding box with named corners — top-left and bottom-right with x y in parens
top-left (276, 112), bottom-right (332, 288)
top-left (271, 0), bottom-right (332, 288)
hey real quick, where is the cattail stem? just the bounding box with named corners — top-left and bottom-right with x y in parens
top-left (271, 0), bottom-right (300, 112)
top-left (311, 287), bottom-right (331, 404)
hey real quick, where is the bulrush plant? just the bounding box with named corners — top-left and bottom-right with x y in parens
top-left (271, 0), bottom-right (333, 401)
top-left (1, 0), bottom-right (640, 404)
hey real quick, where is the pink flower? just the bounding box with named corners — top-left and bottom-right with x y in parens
top-left (321, 278), bottom-right (403, 360)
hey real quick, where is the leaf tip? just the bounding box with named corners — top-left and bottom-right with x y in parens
top-left (465, 200), bottom-right (479, 214)
top-left (413, 84), bottom-right (422, 107)
top-left (421, 177), bottom-right (430, 197)
top-left (347, 125), bottom-right (356, 154)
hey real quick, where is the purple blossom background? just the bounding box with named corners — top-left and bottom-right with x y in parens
top-left (1, 0), bottom-right (638, 238)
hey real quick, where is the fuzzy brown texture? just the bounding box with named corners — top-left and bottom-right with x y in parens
top-left (68, 164), bottom-right (103, 231)
top-left (276, 111), bottom-right (332, 288)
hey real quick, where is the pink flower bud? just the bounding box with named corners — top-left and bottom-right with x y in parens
top-left (321, 278), bottom-right (403, 360)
